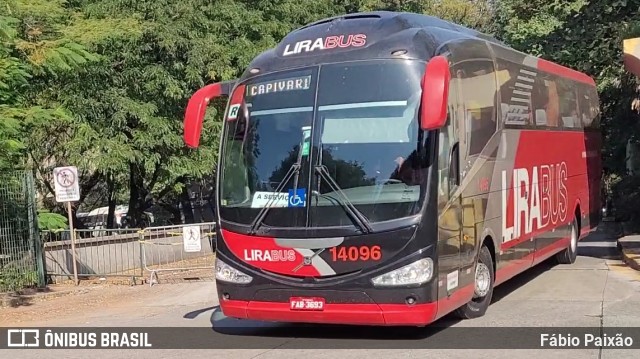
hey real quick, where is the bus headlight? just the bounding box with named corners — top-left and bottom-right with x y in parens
top-left (371, 258), bottom-right (434, 287)
top-left (215, 257), bottom-right (252, 284)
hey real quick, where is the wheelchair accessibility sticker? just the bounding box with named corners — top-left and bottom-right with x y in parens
top-left (288, 188), bottom-right (307, 207)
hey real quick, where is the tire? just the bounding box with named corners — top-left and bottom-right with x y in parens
top-left (555, 218), bottom-right (578, 264)
top-left (454, 245), bottom-right (494, 319)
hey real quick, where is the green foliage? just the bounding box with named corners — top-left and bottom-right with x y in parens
top-left (2, 0), bottom-right (637, 227)
top-left (0, 0), bottom-right (99, 172)
top-left (0, 267), bottom-right (37, 293)
top-left (37, 209), bottom-right (68, 230)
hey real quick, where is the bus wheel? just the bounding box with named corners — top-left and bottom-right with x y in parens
top-left (555, 218), bottom-right (578, 264)
top-left (454, 245), bottom-right (494, 319)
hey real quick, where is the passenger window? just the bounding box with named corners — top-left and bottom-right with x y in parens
top-left (457, 60), bottom-right (498, 157)
top-left (532, 76), bottom-right (548, 126)
top-left (558, 79), bottom-right (580, 129)
top-left (497, 60), bottom-right (533, 127)
top-left (580, 86), bottom-right (600, 129)
top-left (545, 76), bottom-right (561, 127)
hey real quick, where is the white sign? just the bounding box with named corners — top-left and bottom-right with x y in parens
top-left (182, 225), bottom-right (202, 253)
top-left (250, 191), bottom-right (289, 208)
top-left (53, 166), bottom-right (80, 202)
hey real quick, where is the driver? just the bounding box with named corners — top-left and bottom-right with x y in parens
top-left (388, 94), bottom-right (422, 185)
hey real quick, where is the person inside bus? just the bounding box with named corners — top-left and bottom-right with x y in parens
top-left (388, 119), bottom-right (424, 187)
top-left (386, 96), bottom-right (427, 187)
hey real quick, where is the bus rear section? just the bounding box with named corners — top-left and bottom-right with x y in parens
top-left (182, 11), bottom-right (601, 327)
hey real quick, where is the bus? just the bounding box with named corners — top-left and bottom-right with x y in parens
top-left (183, 11), bottom-right (602, 326)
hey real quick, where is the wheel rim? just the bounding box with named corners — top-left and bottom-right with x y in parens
top-left (474, 262), bottom-right (491, 297)
top-left (570, 222), bottom-right (577, 253)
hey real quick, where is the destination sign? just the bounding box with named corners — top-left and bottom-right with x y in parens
top-left (246, 75), bottom-right (312, 96)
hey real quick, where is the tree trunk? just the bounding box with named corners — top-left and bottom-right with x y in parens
top-left (127, 163), bottom-right (148, 228)
top-left (106, 174), bottom-right (116, 229)
top-left (180, 180), bottom-right (195, 224)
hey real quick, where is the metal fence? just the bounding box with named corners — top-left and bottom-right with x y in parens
top-left (42, 228), bottom-right (143, 283)
top-left (0, 170), bottom-right (44, 293)
top-left (140, 223), bottom-right (216, 286)
top-left (41, 222), bottom-right (216, 286)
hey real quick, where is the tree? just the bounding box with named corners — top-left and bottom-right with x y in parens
top-left (492, 0), bottom-right (640, 225)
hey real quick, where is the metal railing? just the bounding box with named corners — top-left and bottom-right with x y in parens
top-left (140, 222), bottom-right (216, 286)
top-left (42, 228), bottom-right (143, 283)
top-left (41, 222), bottom-right (216, 286)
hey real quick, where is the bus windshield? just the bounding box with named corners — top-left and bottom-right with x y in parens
top-left (219, 59), bottom-right (428, 229)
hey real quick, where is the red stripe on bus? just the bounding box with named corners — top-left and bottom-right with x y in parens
top-left (537, 59), bottom-right (596, 86)
top-left (220, 300), bottom-right (437, 326)
top-left (220, 229), bottom-right (322, 277)
top-left (500, 236), bottom-right (531, 250)
top-left (434, 283), bottom-right (475, 320)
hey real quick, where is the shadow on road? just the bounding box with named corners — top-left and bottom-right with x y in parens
top-left (184, 306), bottom-right (218, 319)
top-left (490, 259), bottom-right (555, 304)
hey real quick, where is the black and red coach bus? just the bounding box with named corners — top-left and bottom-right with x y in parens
top-left (183, 11), bottom-right (602, 326)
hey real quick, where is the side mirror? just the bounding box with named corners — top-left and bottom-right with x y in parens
top-left (184, 83), bottom-right (223, 148)
top-left (183, 80), bottom-right (236, 148)
top-left (420, 55), bottom-right (451, 131)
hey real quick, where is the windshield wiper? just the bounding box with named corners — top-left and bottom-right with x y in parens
top-left (248, 162), bottom-right (300, 234)
top-left (314, 165), bottom-right (373, 234)
top-left (249, 127), bottom-right (308, 235)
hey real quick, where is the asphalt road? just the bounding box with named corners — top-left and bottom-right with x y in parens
top-left (3, 224), bottom-right (640, 358)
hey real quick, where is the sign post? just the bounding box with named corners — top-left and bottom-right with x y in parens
top-left (53, 166), bottom-right (81, 285)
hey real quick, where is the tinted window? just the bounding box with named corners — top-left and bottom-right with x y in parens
top-left (451, 59), bottom-right (498, 166)
top-left (558, 78), bottom-right (580, 129)
top-left (580, 86), bottom-right (601, 130)
top-left (310, 60), bottom-right (427, 226)
top-left (497, 59), bottom-right (534, 127)
top-left (530, 73), bottom-right (561, 128)
top-left (219, 68), bottom-right (317, 226)
top-left (217, 60), bottom-right (430, 228)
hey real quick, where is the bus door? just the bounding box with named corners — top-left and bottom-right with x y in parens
top-left (436, 66), bottom-right (463, 298)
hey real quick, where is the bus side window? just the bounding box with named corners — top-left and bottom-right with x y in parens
top-left (459, 60), bottom-right (498, 158)
top-left (558, 79), bottom-right (580, 129)
top-left (544, 76), bottom-right (561, 127)
top-left (532, 76), bottom-right (548, 126)
top-left (580, 86), bottom-right (600, 129)
top-left (497, 60), bottom-right (532, 127)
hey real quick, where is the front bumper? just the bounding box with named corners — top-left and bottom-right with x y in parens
top-left (219, 299), bottom-right (438, 326)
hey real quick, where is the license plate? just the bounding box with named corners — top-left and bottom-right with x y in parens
top-left (289, 297), bottom-right (325, 311)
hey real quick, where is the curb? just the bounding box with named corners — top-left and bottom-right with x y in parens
top-left (621, 247), bottom-right (640, 271)
top-left (616, 222), bottom-right (640, 271)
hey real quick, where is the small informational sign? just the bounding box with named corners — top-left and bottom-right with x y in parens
top-left (301, 126), bottom-right (311, 156)
top-left (251, 191), bottom-right (289, 208)
top-left (53, 166), bottom-right (80, 202)
top-left (227, 104), bottom-right (241, 120)
top-left (182, 225), bottom-right (202, 253)
top-left (246, 75), bottom-right (312, 96)
top-left (288, 188), bottom-right (306, 208)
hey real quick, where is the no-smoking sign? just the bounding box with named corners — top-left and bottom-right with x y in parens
top-left (53, 166), bottom-right (80, 202)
